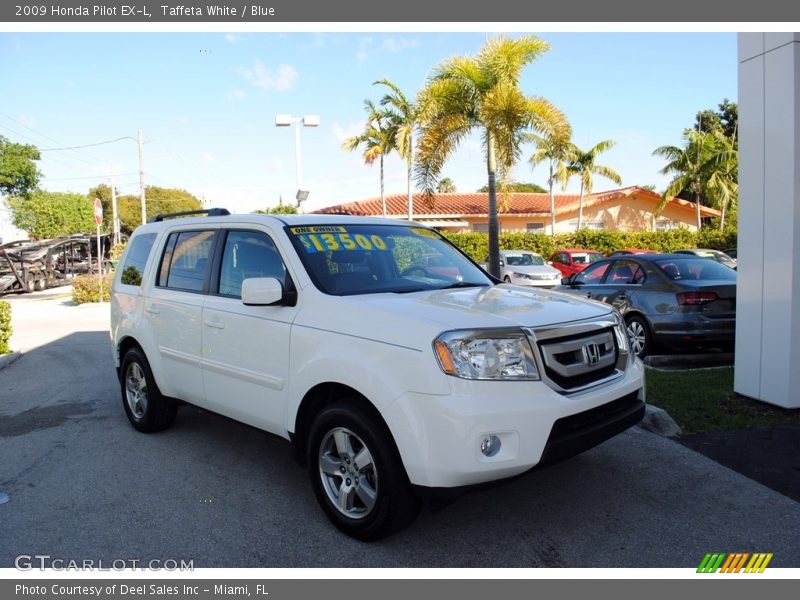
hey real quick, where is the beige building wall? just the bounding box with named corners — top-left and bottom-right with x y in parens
top-left (457, 193), bottom-right (702, 234)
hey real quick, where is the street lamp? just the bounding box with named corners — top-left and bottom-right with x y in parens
top-left (275, 114), bottom-right (319, 208)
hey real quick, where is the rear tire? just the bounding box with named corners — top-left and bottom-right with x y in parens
top-left (120, 347), bottom-right (177, 432)
top-left (307, 403), bottom-right (420, 541)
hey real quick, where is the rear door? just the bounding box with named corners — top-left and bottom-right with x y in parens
top-left (143, 228), bottom-right (217, 405)
top-left (201, 228), bottom-right (299, 435)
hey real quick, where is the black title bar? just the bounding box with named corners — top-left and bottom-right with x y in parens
top-left (3, 0), bottom-right (800, 22)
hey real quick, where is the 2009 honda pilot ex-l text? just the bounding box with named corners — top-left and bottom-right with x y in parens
top-left (110, 209), bottom-right (645, 540)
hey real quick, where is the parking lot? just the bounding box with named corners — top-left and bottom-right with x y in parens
top-left (1, 290), bottom-right (799, 568)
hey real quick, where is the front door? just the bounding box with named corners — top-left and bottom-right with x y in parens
top-left (201, 229), bottom-right (298, 436)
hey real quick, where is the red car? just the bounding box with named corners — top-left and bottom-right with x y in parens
top-left (549, 248), bottom-right (605, 278)
top-left (607, 248), bottom-right (658, 257)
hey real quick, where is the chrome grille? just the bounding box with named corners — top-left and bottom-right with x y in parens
top-left (526, 316), bottom-right (629, 394)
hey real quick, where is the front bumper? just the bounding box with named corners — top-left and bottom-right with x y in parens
top-left (384, 358), bottom-right (645, 489)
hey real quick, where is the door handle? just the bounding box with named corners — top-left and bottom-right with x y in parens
top-left (586, 292), bottom-right (593, 299)
top-left (204, 319), bottom-right (225, 330)
top-left (145, 305), bottom-right (160, 315)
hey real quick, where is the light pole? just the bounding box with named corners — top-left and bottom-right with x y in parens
top-left (275, 114), bottom-right (319, 209)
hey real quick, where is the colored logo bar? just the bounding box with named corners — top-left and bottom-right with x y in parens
top-left (697, 552), bottom-right (773, 573)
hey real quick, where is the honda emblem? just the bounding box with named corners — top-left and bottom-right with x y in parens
top-left (582, 342), bottom-right (601, 366)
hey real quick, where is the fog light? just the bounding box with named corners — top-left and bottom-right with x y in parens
top-left (480, 435), bottom-right (501, 457)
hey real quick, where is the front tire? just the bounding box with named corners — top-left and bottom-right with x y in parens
top-left (120, 347), bottom-right (177, 432)
top-left (308, 404), bottom-right (420, 541)
top-left (625, 315), bottom-right (652, 358)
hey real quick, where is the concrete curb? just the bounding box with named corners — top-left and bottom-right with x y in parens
top-left (644, 352), bottom-right (734, 371)
top-left (638, 404), bottom-right (683, 438)
top-left (0, 351), bottom-right (22, 371)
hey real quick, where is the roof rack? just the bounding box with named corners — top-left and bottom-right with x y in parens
top-left (149, 208), bottom-right (231, 223)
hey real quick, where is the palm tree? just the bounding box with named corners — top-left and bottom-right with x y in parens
top-left (528, 132), bottom-right (573, 234)
top-left (415, 35), bottom-right (570, 278)
top-left (653, 129), bottom-right (718, 230)
top-left (437, 177), bottom-right (457, 193)
top-left (566, 140), bottom-right (622, 231)
top-left (374, 79), bottom-right (417, 220)
top-left (704, 132), bottom-right (738, 230)
top-left (342, 100), bottom-right (395, 217)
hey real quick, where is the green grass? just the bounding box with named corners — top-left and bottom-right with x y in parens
top-left (645, 367), bottom-right (800, 434)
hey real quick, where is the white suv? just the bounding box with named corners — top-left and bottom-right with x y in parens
top-left (110, 210), bottom-right (645, 540)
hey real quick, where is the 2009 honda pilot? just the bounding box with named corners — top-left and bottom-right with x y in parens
top-left (110, 209), bottom-right (645, 540)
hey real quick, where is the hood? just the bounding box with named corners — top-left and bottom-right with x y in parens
top-left (299, 284), bottom-right (614, 350)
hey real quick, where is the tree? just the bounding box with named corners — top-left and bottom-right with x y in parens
top-left (6, 190), bottom-right (94, 239)
top-left (653, 130), bottom-right (719, 230)
top-left (0, 135), bottom-right (41, 198)
top-left (342, 100), bottom-right (395, 217)
top-left (693, 99), bottom-right (738, 143)
top-left (415, 35), bottom-right (570, 278)
top-left (254, 199), bottom-right (299, 215)
top-left (528, 132), bottom-right (573, 234)
top-left (702, 132), bottom-right (738, 230)
top-left (566, 140), bottom-right (622, 231)
top-left (437, 178), bottom-right (457, 193)
top-left (116, 186), bottom-right (202, 234)
top-left (477, 181), bottom-right (546, 193)
top-left (375, 79), bottom-right (418, 219)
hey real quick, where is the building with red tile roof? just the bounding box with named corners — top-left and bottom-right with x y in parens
top-left (313, 186), bottom-right (721, 233)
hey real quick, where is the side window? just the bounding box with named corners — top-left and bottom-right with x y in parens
top-left (157, 230), bottom-right (215, 292)
top-left (607, 260), bottom-right (643, 284)
top-left (574, 262), bottom-right (609, 285)
top-left (218, 230), bottom-right (287, 298)
top-left (119, 233), bottom-right (156, 286)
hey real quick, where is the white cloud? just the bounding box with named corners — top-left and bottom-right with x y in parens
top-left (18, 114), bottom-right (36, 128)
top-left (225, 89), bottom-right (247, 101)
top-left (356, 36), bottom-right (373, 65)
top-left (381, 37), bottom-right (421, 54)
top-left (266, 158), bottom-right (284, 171)
top-left (202, 152), bottom-right (217, 166)
top-left (224, 33), bottom-right (245, 44)
top-left (331, 121), bottom-right (365, 144)
top-left (239, 61), bottom-right (298, 92)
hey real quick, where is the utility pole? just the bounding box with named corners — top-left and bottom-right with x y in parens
top-left (110, 174), bottom-right (119, 245)
top-left (138, 129), bottom-right (146, 225)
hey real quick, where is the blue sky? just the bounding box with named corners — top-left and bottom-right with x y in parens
top-left (0, 32), bottom-right (736, 222)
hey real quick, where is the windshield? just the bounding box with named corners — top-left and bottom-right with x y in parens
top-left (504, 252), bottom-right (544, 266)
top-left (572, 252), bottom-right (603, 265)
top-left (287, 224), bottom-right (492, 295)
top-left (656, 258), bottom-right (737, 281)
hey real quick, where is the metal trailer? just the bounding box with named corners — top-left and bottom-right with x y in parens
top-left (0, 234), bottom-right (114, 294)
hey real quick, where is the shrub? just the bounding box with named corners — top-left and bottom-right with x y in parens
top-left (72, 273), bottom-right (114, 304)
top-left (445, 228), bottom-right (737, 262)
top-left (0, 300), bottom-right (11, 354)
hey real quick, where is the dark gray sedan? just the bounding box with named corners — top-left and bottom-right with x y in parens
top-left (555, 253), bottom-right (737, 357)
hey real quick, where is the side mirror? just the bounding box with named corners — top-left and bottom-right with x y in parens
top-left (242, 277), bottom-right (284, 306)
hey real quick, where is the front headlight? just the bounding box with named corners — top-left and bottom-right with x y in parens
top-left (433, 329), bottom-right (539, 380)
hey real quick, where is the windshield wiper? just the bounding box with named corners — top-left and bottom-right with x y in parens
top-left (439, 281), bottom-right (490, 290)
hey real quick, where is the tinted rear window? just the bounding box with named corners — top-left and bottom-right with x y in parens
top-left (656, 258), bottom-right (736, 281)
top-left (119, 233), bottom-right (156, 286)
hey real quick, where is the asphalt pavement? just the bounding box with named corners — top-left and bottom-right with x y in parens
top-left (1, 289), bottom-right (799, 568)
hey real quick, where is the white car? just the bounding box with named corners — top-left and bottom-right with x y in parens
top-left (487, 250), bottom-right (563, 287)
top-left (110, 210), bottom-right (645, 540)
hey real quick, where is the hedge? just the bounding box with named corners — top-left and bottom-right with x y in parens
top-left (443, 229), bottom-right (738, 262)
top-left (72, 273), bottom-right (114, 304)
top-left (0, 300), bottom-right (11, 354)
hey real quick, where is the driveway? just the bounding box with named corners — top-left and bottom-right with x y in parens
top-left (1, 291), bottom-right (799, 567)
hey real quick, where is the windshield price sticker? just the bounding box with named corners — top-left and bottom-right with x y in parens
top-left (410, 227), bottom-right (439, 239)
top-left (295, 231), bottom-right (388, 253)
top-left (290, 226), bottom-right (348, 235)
